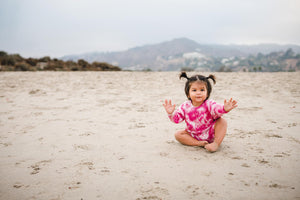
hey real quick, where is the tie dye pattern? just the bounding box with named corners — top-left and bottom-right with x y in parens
top-left (169, 100), bottom-right (227, 143)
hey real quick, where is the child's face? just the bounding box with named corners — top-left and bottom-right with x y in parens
top-left (188, 81), bottom-right (207, 106)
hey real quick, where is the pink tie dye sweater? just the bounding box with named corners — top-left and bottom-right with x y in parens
top-left (169, 100), bottom-right (227, 143)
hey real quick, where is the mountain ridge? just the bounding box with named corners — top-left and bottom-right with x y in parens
top-left (61, 38), bottom-right (300, 71)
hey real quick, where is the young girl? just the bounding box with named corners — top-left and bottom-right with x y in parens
top-left (163, 72), bottom-right (237, 152)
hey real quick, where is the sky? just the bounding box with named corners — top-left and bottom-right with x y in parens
top-left (0, 0), bottom-right (300, 58)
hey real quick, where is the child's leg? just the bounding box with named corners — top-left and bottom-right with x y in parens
top-left (175, 130), bottom-right (208, 147)
top-left (205, 117), bottom-right (227, 152)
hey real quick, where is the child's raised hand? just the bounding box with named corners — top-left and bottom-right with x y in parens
top-left (163, 99), bottom-right (176, 115)
top-left (224, 98), bottom-right (238, 112)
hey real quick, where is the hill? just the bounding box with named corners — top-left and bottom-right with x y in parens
top-left (61, 38), bottom-right (300, 71)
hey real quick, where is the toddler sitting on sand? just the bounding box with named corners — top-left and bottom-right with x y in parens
top-left (163, 72), bottom-right (237, 152)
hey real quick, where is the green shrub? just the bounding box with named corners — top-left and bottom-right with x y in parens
top-left (39, 56), bottom-right (51, 62)
top-left (15, 63), bottom-right (30, 71)
top-left (1, 56), bottom-right (16, 66)
top-left (78, 59), bottom-right (89, 68)
top-left (25, 58), bottom-right (38, 66)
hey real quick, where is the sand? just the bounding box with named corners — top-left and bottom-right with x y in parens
top-left (0, 71), bottom-right (299, 200)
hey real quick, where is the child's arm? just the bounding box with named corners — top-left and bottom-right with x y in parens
top-left (208, 98), bottom-right (237, 119)
top-left (224, 98), bottom-right (238, 112)
top-left (163, 99), bottom-right (185, 123)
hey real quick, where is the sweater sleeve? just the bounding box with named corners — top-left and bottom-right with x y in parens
top-left (168, 103), bottom-right (185, 124)
top-left (207, 100), bottom-right (227, 120)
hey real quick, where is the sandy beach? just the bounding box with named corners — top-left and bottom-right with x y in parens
top-left (0, 71), bottom-right (299, 200)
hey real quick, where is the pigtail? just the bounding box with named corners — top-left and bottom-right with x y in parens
top-left (179, 71), bottom-right (190, 80)
top-left (207, 74), bottom-right (216, 84)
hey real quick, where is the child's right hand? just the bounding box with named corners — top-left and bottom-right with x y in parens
top-left (163, 99), bottom-right (176, 115)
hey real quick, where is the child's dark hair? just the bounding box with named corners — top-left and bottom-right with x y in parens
top-left (179, 72), bottom-right (216, 100)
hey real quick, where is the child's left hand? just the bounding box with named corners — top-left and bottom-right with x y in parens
top-left (224, 98), bottom-right (238, 112)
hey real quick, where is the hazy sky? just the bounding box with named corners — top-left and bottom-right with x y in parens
top-left (1, 0), bottom-right (300, 58)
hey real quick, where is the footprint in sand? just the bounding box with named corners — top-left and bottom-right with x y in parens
top-left (79, 132), bottom-right (95, 137)
top-left (29, 160), bottom-right (52, 175)
top-left (0, 142), bottom-right (12, 147)
top-left (185, 185), bottom-right (208, 197)
top-left (73, 144), bottom-right (90, 151)
top-left (13, 184), bottom-right (22, 189)
top-left (159, 152), bottom-right (169, 157)
top-left (231, 156), bottom-right (243, 160)
top-left (128, 122), bottom-right (146, 129)
top-left (66, 181), bottom-right (82, 190)
top-left (80, 161), bottom-right (95, 170)
top-left (137, 107), bottom-right (148, 112)
top-left (137, 185), bottom-right (169, 200)
top-left (75, 160), bottom-right (96, 171)
top-left (287, 122), bottom-right (297, 127)
top-left (29, 89), bottom-right (46, 96)
top-left (268, 183), bottom-right (295, 189)
top-left (258, 159), bottom-right (269, 165)
top-left (266, 119), bottom-right (277, 124)
top-left (241, 163), bottom-right (250, 168)
top-left (101, 169), bottom-right (110, 173)
top-left (265, 134), bottom-right (282, 138)
top-left (273, 152), bottom-right (290, 158)
top-left (166, 140), bottom-right (176, 145)
top-left (13, 182), bottom-right (29, 189)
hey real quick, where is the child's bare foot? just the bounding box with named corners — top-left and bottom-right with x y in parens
top-left (198, 141), bottom-right (208, 147)
top-left (204, 142), bottom-right (219, 152)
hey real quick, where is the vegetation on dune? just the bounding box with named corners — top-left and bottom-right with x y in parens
top-left (0, 51), bottom-right (121, 71)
